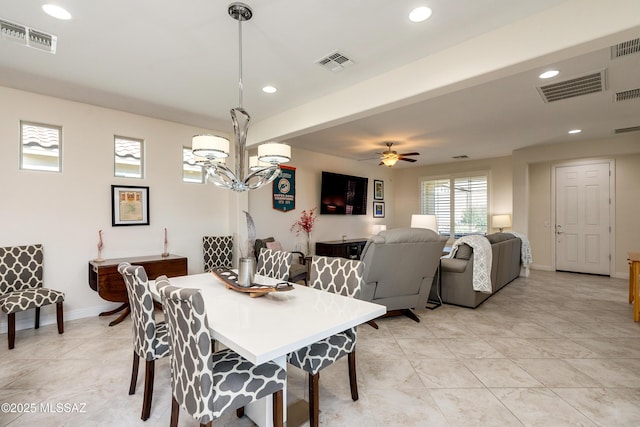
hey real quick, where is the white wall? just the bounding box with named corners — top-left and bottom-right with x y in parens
top-left (0, 86), bottom-right (232, 331)
top-left (248, 147), bottom-right (392, 253)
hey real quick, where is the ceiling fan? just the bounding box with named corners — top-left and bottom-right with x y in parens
top-left (378, 142), bottom-right (420, 167)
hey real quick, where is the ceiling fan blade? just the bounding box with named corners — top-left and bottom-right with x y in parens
top-left (399, 157), bottom-right (417, 162)
top-left (398, 152), bottom-right (420, 156)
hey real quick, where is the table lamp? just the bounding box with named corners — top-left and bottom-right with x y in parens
top-left (492, 214), bottom-right (512, 232)
top-left (410, 214), bottom-right (438, 233)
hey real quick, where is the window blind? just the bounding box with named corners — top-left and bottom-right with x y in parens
top-left (420, 178), bottom-right (451, 236)
top-left (420, 174), bottom-right (488, 237)
top-left (453, 176), bottom-right (487, 237)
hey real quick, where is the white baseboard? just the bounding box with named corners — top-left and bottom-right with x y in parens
top-left (0, 303), bottom-right (120, 334)
top-left (529, 265), bottom-right (628, 280)
top-left (530, 264), bottom-right (554, 271)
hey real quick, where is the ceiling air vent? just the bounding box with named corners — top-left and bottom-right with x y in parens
top-left (315, 51), bottom-right (354, 72)
top-left (615, 88), bottom-right (640, 102)
top-left (0, 18), bottom-right (57, 53)
top-left (537, 70), bottom-right (606, 103)
top-left (452, 155), bottom-right (469, 159)
top-left (611, 38), bottom-right (640, 58)
top-left (614, 125), bottom-right (640, 134)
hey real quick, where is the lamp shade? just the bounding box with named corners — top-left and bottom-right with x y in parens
top-left (249, 155), bottom-right (271, 171)
top-left (258, 142), bottom-right (291, 164)
top-left (192, 134), bottom-right (230, 159)
top-left (492, 214), bottom-right (512, 229)
top-left (411, 214), bottom-right (438, 232)
top-left (371, 224), bottom-right (387, 235)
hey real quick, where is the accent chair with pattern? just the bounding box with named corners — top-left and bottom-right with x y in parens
top-left (256, 248), bottom-right (293, 282)
top-left (117, 262), bottom-right (170, 421)
top-left (287, 255), bottom-right (365, 427)
top-left (0, 244), bottom-right (64, 349)
top-left (202, 235), bottom-right (233, 272)
top-left (156, 275), bottom-right (286, 427)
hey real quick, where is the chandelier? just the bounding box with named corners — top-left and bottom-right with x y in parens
top-left (192, 2), bottom-right (291, 192)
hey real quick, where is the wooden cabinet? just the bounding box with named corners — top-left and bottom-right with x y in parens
top-left (88, 254), bottom-right (188, 325)
top-left (315, 239), bottom-right (368, 260)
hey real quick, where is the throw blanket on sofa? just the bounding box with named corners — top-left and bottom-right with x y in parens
top-left (450, 235), bottom-right (492, 293)
top-left (504, 231), bottom-right (533, 267)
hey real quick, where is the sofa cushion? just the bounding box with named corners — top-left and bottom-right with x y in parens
top-left (454, 243), bottom-right (473, 260)
top-left (266, 241), bottom-right (283, 251)
top-left (485, 233), bottom-right (515, 244)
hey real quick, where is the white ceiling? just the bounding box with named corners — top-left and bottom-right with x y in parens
top-left (1, 0), bottom-right (639, 168)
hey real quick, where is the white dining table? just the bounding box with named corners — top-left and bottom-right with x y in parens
top-left (149, 272), bottom-right (385, 427)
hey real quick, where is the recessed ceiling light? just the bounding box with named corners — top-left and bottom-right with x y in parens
top-left (568, 129), bottom-right (582, 134)
top-left (42, 4), bottom-right (72, 20)
top-left (409, 6), bottom-right (432, 23)
top-left (262, 86), bottom-right (277, 94)
top-left (539, 70), bottom-right (559, 79)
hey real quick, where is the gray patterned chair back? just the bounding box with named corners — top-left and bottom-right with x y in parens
top-left (287, 256), bottom-right (364, 376)
top-left (157, 277), bottom-right (216, 423)
top-left (309, 255), bottom-right (364, 299)
top-left (256, 248), bottom-right (293, 281)
top-left (0, 245), bottom-right (43, 294)
top-left (203, 235), bottom-right (233, 271)
top-left (157, 276), bottom-right (286, 425)
top-left (117, 263), bottom-right (167, 361)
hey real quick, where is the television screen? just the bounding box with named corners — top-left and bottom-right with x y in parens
top-left (320, 171), bottom-right (368, 215)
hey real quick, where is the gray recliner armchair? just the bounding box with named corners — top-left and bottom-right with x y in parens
top-left (360, 228), bottom-right (447, 324)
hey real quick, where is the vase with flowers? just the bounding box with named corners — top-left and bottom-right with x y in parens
top-left (291, 208), bottom-right (318, 256)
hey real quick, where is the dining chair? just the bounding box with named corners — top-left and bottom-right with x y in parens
top-left (117, 262), bottom-right (170, 421)
top-left (256, 248), bottom-right (293, 281)
top-left (202, 235), bottom-right (233, 272)
top-left (287, 255), bottom-right (365, 427)
top-left (254, 237), bottom-right (308, 284)
top-left (0, 244), bottom-right (64, 350)
top-left (155, 276), bottom-right (286, 427)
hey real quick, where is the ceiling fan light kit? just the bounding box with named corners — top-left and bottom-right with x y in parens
top-left (378, 142), bottom-right (419, 167)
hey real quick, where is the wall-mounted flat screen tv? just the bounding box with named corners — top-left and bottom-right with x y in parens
top-left (320, 171), bottom-right (368, 215)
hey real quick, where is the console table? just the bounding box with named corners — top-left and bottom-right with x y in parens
top-left (315, 239), bottom-right (368, 260)
top-left (88, 254), bottom-right (188, 326)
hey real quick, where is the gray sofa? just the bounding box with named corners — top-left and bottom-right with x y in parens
top-left (361, 228), bottom-right (447, 322)
top-left (440, 233), bottom-right (521, 308)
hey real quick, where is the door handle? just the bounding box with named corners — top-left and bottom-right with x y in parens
top-left (555, 224), bottom-right (563, 235)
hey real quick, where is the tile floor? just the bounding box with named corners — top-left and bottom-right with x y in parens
top-left (1, 270), bottom-right (640, 426)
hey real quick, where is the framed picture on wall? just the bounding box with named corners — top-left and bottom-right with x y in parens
top-left (373, 201), bottom-right (385, 218)
top-left (374, 179), bottom-right (384, 200)
top-left (112, 185), bottom-right (150, 226)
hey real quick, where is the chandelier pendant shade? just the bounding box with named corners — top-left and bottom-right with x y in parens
top-left (192, 2), bottom-right (291, 192)
top-left (192, 134), bottom-right (230, 159)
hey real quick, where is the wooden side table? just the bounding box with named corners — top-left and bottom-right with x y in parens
top-left (89, 254), bottom-right (188, 325)
top-left (628, 252), bottom-right (640, 322)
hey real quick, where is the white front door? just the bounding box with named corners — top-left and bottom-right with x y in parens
top-left (555, 162), bottom-right (610, 275)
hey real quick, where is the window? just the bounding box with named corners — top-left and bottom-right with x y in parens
top-left (420, 174), bottom-right (488, 237)
top-left (20, 121), bottom-right (62, 172)
top-left (182, 147), bottom-right (205, 183)
top-left (114, 135), bottom-right (144, 178)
